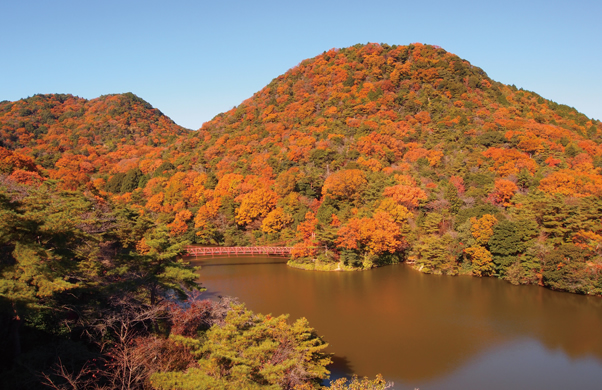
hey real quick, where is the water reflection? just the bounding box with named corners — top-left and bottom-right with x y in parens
top-left (189, 256), bottom-right (602, 389)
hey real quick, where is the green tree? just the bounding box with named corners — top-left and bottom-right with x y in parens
top-left (413, 234), bottom-right (459, 275)
top-left (445, 183), bottom-right (461, 214)
top-left (0, 183), bottom-right (102, 363)
top-left (112, 211), bottom-right (199, 305)
top-left (150, 304), bottom-right (331, 390)
top-left (542, 243), bottom-right (594, 294)
top-left (154, 161), bottom-right (176, 178)
top-left (488, 220), bottom-right (522, 273)
top-left (106, 172), bottom-right (127, 193)
top-left (121, 167), bottom-right (143, 193)
top-left (422, 212), bottom-right (443, 235)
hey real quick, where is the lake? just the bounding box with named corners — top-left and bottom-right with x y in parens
top-left (190, 255), bottom-right (602, 390)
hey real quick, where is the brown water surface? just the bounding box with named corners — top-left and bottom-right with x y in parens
top-left (191, 256), bottom-right (602, 389)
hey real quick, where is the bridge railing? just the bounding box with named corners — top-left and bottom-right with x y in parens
top-left (185, 246), bottom-right (293, 257)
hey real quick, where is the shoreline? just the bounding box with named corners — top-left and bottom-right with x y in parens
top-left (286, 259), bottom-right (369, 272)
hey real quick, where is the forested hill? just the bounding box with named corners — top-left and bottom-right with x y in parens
top-left (189, 42), bottom-right (598, 179)
top-left (176, 43), bottom-right (602, 294)
top-left (0, 93), bottom-right (187, 187)
top-left (0, 93), bottom-right (187, 150)
top-left (2, 43), bottom-right (602, 295)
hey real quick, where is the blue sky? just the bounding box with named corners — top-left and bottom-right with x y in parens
top-left (1, 0), bottom-right (600, 129)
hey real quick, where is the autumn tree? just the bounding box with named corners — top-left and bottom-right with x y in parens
top-left (470, 214), bottom-right (498, 245)
top-left (322, 169), bottom-right (367, 203)
top-left (336, 212), bottom-right (405, 268)
top-left (261, 207), bottom-right (293, 234)
top-left (464, 245), bottom-right (495, 277)
top-left (291, 212), bottom-right (319, 259)
top-left (383, 184), bottom-right (427, 209)
top-left (235, 188), bottom-right (279, 225)
top-left (490, 179), bottom-right (518, 206)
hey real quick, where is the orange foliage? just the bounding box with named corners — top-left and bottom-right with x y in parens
top-left (337, 212), bottom-right (405, 255)
top-left (356, 156), bottom-right (383, 172)
top-left (9, 169), bottom-right (44, 185)
top-left (414, 111), bottom-right (431, 125)
top-left (214, 173), bottom-right (245, 198)
top-left (355, 132), bottom-right (403, 160)
top-left (297, 212), bottom-right (318, 242)
top-left (167, 209), bottom-right (193, 236)
top-left (538, 171), bottom-right (576, 196)
top-left (168, 218), bottom-right (188, 237)
top-left (0, 147), bottom-right (37, 173)
top-left (146, 192), bottom-right (165, 212)
top-left (194, 198), bottom-right (221, 231)
top-left (291, 212), bottom-right (319, 259)
top-left (490, 179), bottom-right (518, 206)
top-left (322, 169), bottom-right (367, 201)
top-left (517, 134), bottom-right (544, 154)
top-left (569, 153), bottom-right (594, 172)
top-left (572, 230), bottom-right (602, 253)
top-left (383, 185), bottom-right (427, 209)
top-left (544, 156), bottom-right (562, 167)
top-left (482, 147), bottom-right (538, 176)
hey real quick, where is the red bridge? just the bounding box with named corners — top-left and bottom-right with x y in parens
top-left (185, 246), bottom-right (293, 257)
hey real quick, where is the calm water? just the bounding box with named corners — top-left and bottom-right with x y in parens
top-left (190, 256), bottom-right (602, 390)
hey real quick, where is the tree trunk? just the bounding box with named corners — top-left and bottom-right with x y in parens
top-left (10, 305), bottom-right (22, 365)
top-left (150, 283), bottom-right (157, 306)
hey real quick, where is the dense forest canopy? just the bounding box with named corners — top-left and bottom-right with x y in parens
top-left (1, 42), bottom-right (601, 388)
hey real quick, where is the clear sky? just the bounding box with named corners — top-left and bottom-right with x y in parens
top-left (1, 0), bottom-right (600, 129)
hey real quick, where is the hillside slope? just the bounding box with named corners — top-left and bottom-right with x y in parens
top-left (175, 43), bottom-right (602, 293)
top-left (0, 93), bottom-right (188, 188)
top-left (2, 43), bottom-right (601, 295)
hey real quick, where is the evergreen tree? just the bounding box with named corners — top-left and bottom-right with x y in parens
top-left (150, 304), bottom-right (331, 390)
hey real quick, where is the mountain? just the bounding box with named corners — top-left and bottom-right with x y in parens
top-left (189, 43), bottom-right (598, 179)
top-left (0, 92), bottom-right (188, 188)
top-left (1, 43), bottom-right (601, 295)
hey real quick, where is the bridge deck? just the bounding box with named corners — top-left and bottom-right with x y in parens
top-left (185, 246), bottom-right (293, 257)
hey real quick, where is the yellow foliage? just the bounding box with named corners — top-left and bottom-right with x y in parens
top-left (235, 188), bottom-right (278, 225)
top-left (376, 198), bottom-right (409, 225)
top-left (464, 245), bottom-right (495, 277)
top-left (470, 214), bottom-right (498, 245)
top-left (394, 174), bottom-right (418, 187)
top-left (427, 150), bottom-right (444, 167)
top-left (261, 208), bottom-right (293, 234)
